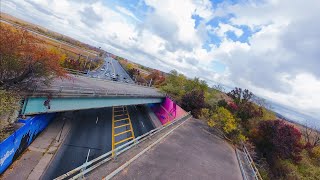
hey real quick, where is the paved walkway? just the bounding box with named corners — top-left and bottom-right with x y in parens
top-left (1, 114), bottom-right (71, 180)
top-left (111, 118), bottom-right (242, 180)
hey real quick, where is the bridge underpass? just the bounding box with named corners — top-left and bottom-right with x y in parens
top-left (13, 75), bottom-right (165, 179)
top-left (40, 105), bottom-right (156, 179)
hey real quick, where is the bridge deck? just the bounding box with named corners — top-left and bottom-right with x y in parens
top-left (22, 75), bottom-right (165, 115)
top-left (28, 75), bottom-right (164, 98)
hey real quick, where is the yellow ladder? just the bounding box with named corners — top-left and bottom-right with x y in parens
top-left (112, 106), bottom-right (135, 156)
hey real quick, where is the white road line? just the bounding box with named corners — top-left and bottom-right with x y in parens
top-left (85, 149), bottom-right (91, 165)
top-left (96, 117), bottom-right (99, 124)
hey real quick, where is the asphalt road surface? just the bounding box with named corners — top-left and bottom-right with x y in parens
top-left (130, 105), bottom-right (154, 137)
top-left (113, 118), bottom-right (242, 180)
top-left (87, 57), bottom-right (134, 84)
top-left (43, 105), bottom-right (154, 179)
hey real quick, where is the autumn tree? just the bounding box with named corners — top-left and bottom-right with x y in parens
top-left (302, 121), bottom-right (320, 147)
top-left (0, 24), bottom-right (66, 89)
top-left (145, 70), bottom-right (166, 86)
top-left (227, 87), bottom-right (253, 106)
top-left (227, 87), bottom-right (263, 122)
top-left (180, 90), bottom-right (205, 118)
top-left (208, 107), bottom-right (246, 143)
top-left (253, 120), bottom-right (303, 164)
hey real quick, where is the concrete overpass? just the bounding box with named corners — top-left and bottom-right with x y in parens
top-left (21, 75), bottom-right (165, 115)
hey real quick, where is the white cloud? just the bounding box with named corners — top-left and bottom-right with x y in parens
top-left (1, 0), bottom-right (319, 122)
top-left (211, 23), bottom-right (244, 38)
top-left (115, 6), bottom-right (141, 22)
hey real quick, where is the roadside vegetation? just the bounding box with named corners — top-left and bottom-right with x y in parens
top-left (118, 57), bottom-right (166, 86)
top-left (1, 13), bottom-right (104, 73)
top-left (0, 23), bottom-right (103, 141)
top-left (0, 23), bottom-right (67, 140)
top-left (156, 70), bottom-right (320, 180)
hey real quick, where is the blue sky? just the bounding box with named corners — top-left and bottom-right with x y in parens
top-left (1, 0), bottom-right (320, 126)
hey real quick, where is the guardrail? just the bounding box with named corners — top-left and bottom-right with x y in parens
top-left (24, 85), bottom-right (164, 98)
top-left (54, 112), bottom-right (192, 180)
top-left (64, 67), bottom-right (155, 89)
top-left (236, 143), bottom-right (263, 180)
top-left (64, 68), bottom-right (87, 75)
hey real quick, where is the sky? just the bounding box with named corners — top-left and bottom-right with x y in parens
top-left (1, 0), bottom-right (319, 126)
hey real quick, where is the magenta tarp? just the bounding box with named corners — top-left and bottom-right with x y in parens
top-left (151, 97), bottom-right (186, 125)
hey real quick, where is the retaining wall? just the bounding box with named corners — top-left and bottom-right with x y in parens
top-left (0, 113), bottom-right (55, 174)
top-left (150, 97), bottom-right (186, 125)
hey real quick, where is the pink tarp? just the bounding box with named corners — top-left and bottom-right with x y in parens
top-left (151, 97), bottom-right (186, 125)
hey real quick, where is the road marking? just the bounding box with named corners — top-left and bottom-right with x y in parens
top-left (111, 59), bottom-right (115, 74)
top-left (141, 121), bottom-right (145, 128)
top-left (84, 149), bottom-right (91, 170)
top-left (96, 117), bottom-right (99, 124)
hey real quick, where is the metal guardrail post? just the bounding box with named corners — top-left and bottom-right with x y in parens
top-left (240, 142), bottom-right (263, 180)
top-left (236, 149), bottom-right (248, 180)
top-left (113, 149), bottom-right (118, 160)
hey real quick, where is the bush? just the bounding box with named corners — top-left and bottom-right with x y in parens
top-left (217, 99), bottom-right (228, 108)
top-left (310, 146), bottom-right (320, 161)
top-left (208, 107), bottom-right (246, 143)
top-left (277, 150), bottom-right (320, 180)
top-left (253, 120), bottom-right (304, 165)
top-left (181, 90), bottom-right (206, 118)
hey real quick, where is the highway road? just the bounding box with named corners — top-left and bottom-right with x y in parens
top-left (42, 105), bottom-right (154, 179)
top-left (87, 57), bottom-right (134, 84)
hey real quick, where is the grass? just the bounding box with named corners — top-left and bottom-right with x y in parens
top-left (275, 150), bottom-right (320, 180)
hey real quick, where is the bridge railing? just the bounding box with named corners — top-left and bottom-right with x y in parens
top-left (64, 68), bottom-right (156, 89)
top-left (25, 85), bottom-right (164, 98)
top-left (54, 112), bottom-right (192, 180)
top-left (235, 143), bottom-right (263, 180)
top-left (64, 68), bottom-right (87, 75)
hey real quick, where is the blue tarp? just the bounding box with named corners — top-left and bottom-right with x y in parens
top-left (0, 113), bottom-right (55, 174)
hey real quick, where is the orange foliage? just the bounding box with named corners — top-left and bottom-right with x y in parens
top-left (0, 24), bottom-right (66, 88)
top-left (145, 70), bottom-right (165, 86)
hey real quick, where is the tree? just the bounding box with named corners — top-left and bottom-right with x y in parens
top-left (199, 108), bottom-right (212, 121)
top-left (227, 87), bottom-right (253, 106)
top-left (227, 87), bottom-right (263, 122)
top-left (211, 107), bottom-right (237, 133)
top-left (185, 77), bottom-right (208, 93)
top-left (212, 84), bottom-right (225, 92)
top-left (0, 90), bottom-right (20, 119)
top-left (208, 107), bottom-right (246, 143)
top-left (253, 120), bottom-right (303, 164)
top-left (126, 63), bottom-right (133, 70)
top-left (236, 102), bottom-right (263, 122)
top-left (181, 90), bottom-right (205, 118)
top-left (145, 70), bottom-right (165, 86)
top-left (0, 24), bottom-right (66, 89)
top-left (160, 70), bottom-right (187, 102)
top-left (217, 99), bottom-right (228, 108)
top-left (302, 121), bottom-right (320, 147)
